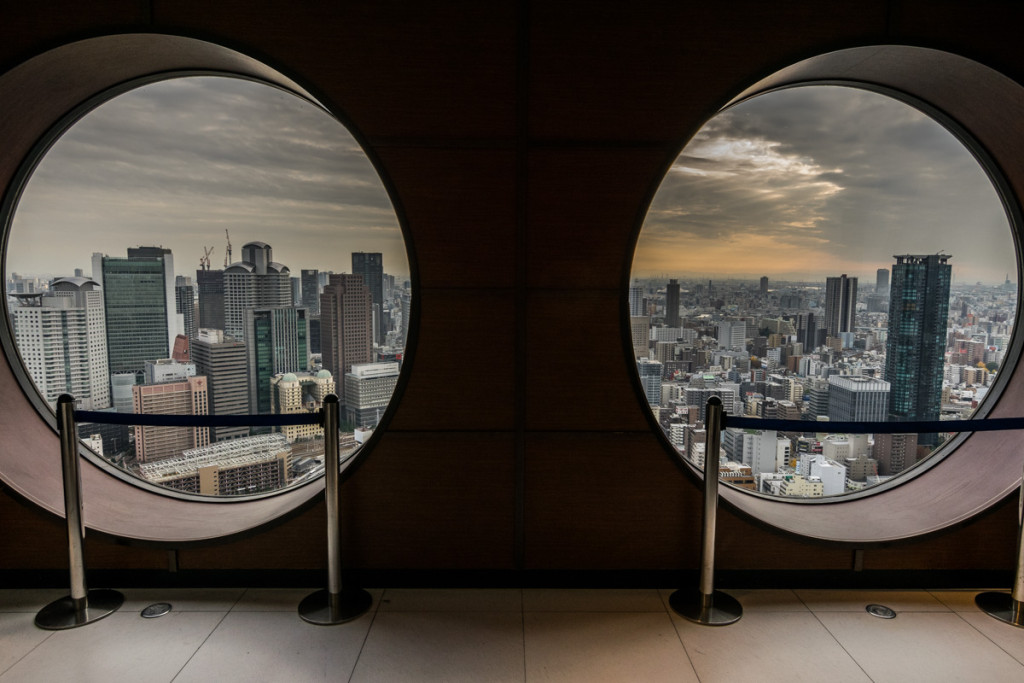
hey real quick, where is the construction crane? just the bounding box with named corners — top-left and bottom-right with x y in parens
top-left (224, 229), bottom-right (232, 268)
top-left (200, 246), bottom-right (214, 271)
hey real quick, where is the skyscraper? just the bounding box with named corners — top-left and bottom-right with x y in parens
top-left (175, 275), bottom-right (196, 340)
top-left (191, 329), bottom-right (249, 441)
top-left (665, 279), bottom-right (680, 327)
top-left (320, 273), bottom-right (373, 405)
top-left (824, 273), bottom-right (857, 339)
top-left (245, 306), bottom-right (310, 415)
top-left (628, 279), bottom-right (644, 316)
top-left (9, 276), bottom-right (110, 410)
top-left (637, 358), bottom-right (663, 407)
top-left (92, 246), bottom-right (176, 383)
top-left (223, 242), bottom-right (292, 342)
top-left (300, 269), bottom-right (320, 315)
top-left (885, 254), bottom-right (952, 437)
top-left (196, 268), bottom-right (225, 331)
top-left (352, 252), bottom-right (384, 343)
top-left (875, 267), bottom-right (889, 295)
top-left (759, 276), bottom-right (769, 298)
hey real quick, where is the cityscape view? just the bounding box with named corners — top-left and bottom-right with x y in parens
top-left (632, 86), bottom-right (1018, 497)
top-left (4, 77), bottom-right (409, 497)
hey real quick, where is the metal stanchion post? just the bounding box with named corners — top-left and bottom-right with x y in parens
top-left (975, 458), bottom-right (1024, 627)
top-left (36, 395), bottom-right (123, 630)
top-left (669, 396), bottom-right (742, 626)
top-left (299, 394), bottom-right (372, 624)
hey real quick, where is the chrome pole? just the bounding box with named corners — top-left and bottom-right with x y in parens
top-left (975, 456), bottom-right (1024, 627)
top-left (299, 395), bottom-right (372, 624)
top-left (35, 395), bottom-right (123, 629)
top-left (669, 396), bottom-right (742, 626)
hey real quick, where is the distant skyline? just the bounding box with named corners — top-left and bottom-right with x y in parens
top-left (6, 76), bottom-right (408, 281)
top-left (633, 86), bottom-right (1016, 285)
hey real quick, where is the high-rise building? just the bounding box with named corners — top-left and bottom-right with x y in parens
top-left (271, 370), bottom-right (335, 442)
top-left (628, 279), bottom-right (644, 316)
top-left (320, 273), bottom-right (373, 404)
top-left (796, 312), bottom-right (819, 350)
top-left (9, 276), bottom-right (110, 410)
top-left (190, 329), bottom-right (249, 441)
top-left (92, 247), bottom-right (177, 383)
top-left (873, 432), bottom-right (920, 475)
top-left (637, 358), bottom-right (663, 407)
top-left (300, 269), bottom-right (320, 315)
top-left (132, 375), bottom-right (209, 463)
top-left (245, 306), bottom-right (309, 415)
top-left (827, 375), bottom-right (890, 422)
top-left (716, 320), bottom-right (746, 350)
top-left (223, 242), bottom-right (292, 342)
top-left (885, 254), bottom-right (952, 435)
top-left (824, 274), bottom-right (857, 338)
top-left (875, 267), bottom-right (889, 295)
top-left (344, 362), bottom-right (400, 427)
top-left (665, 279), bottom-right (680, 327)
top-left (759, 276), bottom-right (769, 297)
top-left (175, 275), bottom-right (196, 340)
top-left (196, 268), bottom-right (225, 331)
top-left (352, 252), bottom-right (385, 342)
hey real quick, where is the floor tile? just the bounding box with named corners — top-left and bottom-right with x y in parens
top-left (232, 587), bottom-right (381, 612)
top-left (525, 611), bottom-right (697, 682)
top-left (659, 588), bottom-right (808, 612)
top-left (119, 587), bottom-right (244, 613)
top-left (523, 588), bottom-right (664, 612)
top-left (818, 611), bottom-right (1024, 683)
top-left (794, 589), bottom-right (950, 612)
top-left (174, 609), bottom-right (372, 683)
top-left (380, 588), bottom-right (522, 612)
top-left (231, 587), bottom-right (318, 611)
top-left (0, 590), bottom-right (66, 613)
top-left (0, 613), bottom-right (52, 675)
top-left (672, 611), bottom-right (871, 682)
top-left (958, 610), bottom-right (1024, 666)
top-left (928, 588), bottom-right (1004, 612)
top-left (350, 611), bottom-right (524, 683)
top-left (0, 611), bottom-right (223, 683)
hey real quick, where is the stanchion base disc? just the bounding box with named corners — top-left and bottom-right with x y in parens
top-left (975, 591), bottom-right (1024, 628)
top-left (298, 587), bottom-right (373, 625)
top-left (669, 589), bottom-right (742, 626)
top-left (35, 588), bottom-right (124, 630)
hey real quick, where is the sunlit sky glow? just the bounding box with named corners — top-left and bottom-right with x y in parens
top-left (633, 86), bottom-right (1016, 285)
top-left (6, 76), bottom-right (407, 282)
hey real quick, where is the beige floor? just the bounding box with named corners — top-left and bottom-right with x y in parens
top-left (2, 587), bottom-right (1023, 682)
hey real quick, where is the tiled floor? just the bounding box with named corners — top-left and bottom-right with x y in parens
top-left (2, 587), bottom-right (1023, 682)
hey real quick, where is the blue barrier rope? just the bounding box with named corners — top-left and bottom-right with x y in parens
top-left (725, 415), bottom-right (1024, 434)
top-left (75, 410), bottom-right (322, 428)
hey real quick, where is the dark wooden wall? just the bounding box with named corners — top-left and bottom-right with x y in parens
top-left (2, 1), bottom-right (1023, 582)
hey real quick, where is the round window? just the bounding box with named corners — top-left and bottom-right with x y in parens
top-left (632, 84), bottom-right (1018, 500)
top-left (3, 74), bottom-right (410, 499)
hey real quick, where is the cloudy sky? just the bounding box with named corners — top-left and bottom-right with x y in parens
top-left (634, 85), bottom-right (1016, 285)
top-left (7, 76), bottom-right (407, 281)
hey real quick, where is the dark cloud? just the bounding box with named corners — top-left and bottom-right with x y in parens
top-left (635, 86), bottom-right (1013, 282)
top-left (8, 76), bottom-right (406, 278)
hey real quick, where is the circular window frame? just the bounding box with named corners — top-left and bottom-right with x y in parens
top-left (0, 34), bottom-right (416, 543)
top-left (632, 45), bottom-right (1024, 543)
